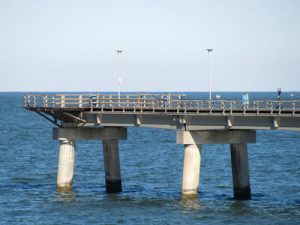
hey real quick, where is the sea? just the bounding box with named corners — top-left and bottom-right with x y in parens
top-left (0, 92), bottom-right (299, 224)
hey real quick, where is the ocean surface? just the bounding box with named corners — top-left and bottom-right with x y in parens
top-left (0, 92), bottom-right (299, 224)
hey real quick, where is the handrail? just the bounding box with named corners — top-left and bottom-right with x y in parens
top-left (24, 94), bottom-right (300, 113)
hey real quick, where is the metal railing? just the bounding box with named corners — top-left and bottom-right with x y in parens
top-left (24, 93), bottom-right (300, 114)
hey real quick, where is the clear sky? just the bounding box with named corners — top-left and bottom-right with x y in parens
top-left (0, 0), bottom-right (299, 92)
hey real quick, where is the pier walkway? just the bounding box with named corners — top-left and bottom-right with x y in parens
top-left (24, 93), bottom-right (300, 200)
top-left (24, 93), bottom-right (300, 130)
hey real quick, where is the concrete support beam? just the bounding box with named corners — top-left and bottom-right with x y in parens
top-left (102, 139), bottom-right (122, 193)
top-left (177, 130), bottom-right (255, 200)
top-left (182, 144), bottom-right (201, 199)
top-left (53, 127), bottom-right (127, 193)
top-left (177, 130), bottom-right (256, 144)
top-left (57, 138), bottom-right (75, 192)
top-left (230, 143), bottom-right (251, 200)
top-left (53, 127), bottom-right (127, 141)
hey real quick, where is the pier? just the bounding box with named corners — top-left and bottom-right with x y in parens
top-left (24, 93), bottom-right (300, 200)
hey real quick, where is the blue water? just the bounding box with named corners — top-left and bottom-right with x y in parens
top-left (0, 92), bottom-right (299, 224)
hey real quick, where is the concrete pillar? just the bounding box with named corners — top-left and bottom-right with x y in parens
top-left (182, 144), bottom-right (201, 199)
top-left (102, 139), bottom-right (122, 193)
top-left (57, 138), bottom-right (75, 192)
top-left (230, 143), bottom-right (251, 200)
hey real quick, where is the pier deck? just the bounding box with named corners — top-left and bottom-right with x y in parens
top-left (24, 93), bottom-right (300, 131)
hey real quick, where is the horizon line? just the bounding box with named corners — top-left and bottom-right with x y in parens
top-left (0, 90), bottom-right (299, 93)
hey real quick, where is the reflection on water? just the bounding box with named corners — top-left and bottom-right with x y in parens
top-left (179, 197), bottom-right (203, 210)
top-left (229, 200), bottom-right (250, 210)
top-left (56, 190), bottom-right (77, 203)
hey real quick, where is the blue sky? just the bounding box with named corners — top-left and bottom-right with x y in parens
top-left (0, 0), bottom-right (299, 92)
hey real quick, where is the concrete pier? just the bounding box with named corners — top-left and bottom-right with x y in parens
top-left (53, 127), bottom-right (127, 192)
top-left (182, 144), bottom-right (201, 199)
top-left (57, 138), bottom-right (75, 192)
top-left (102, 139), bottom-right (122, 193)
top-left (230, 143), bottom-right (251, 200)
top-left (25, 93), bottom-right (300, 201)
top-left (177, 130), bottom-right (256, 200)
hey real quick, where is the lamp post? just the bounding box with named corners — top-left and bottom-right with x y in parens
top-left (206, 49), bottom-right (213, 101)
top-left (116, 49), bottom-right (123, 101)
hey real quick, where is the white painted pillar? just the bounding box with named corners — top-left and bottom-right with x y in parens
top-left (182, 144), bottom-right (201, 199)
top-left (57, 138), bottom-right (75, 192)
top-left (102, 139), bottom-right (122, 193)
top-left (230, 143), bottom-right (251, 200)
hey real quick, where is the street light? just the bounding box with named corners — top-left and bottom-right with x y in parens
top-left (206, 49), bottom-right (213, 100)
top-left (116, 49), bottom-right (123, 100)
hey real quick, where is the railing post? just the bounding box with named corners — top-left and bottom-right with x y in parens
top-left (89, 96), bottom-right (93, 112)
top-left (177, 100), bottom-right (180, 113)
top-left (96, 94), bottom-right (99, 108)
top-left (102, 96), bottom-right (105, 110)
top-left (143, 96), bottom-right (146, 108)
top-left (61, 95), bottom-right (65, 108)
top-left (270, 101), bottom-right (274, 114)
top-left (43, 95), bottom-right (48, 107)
top-left (45, 95), bottom-right (48, 107)
top-left (293, 102), bottom-right (296, 115)
top-left (256, 101), bottom-right (260, 114)
top-left (152, 98), bottom-right (155, 112)
top-left (28, 96), bottom-right (30, 106)
top-left (33, 96), bottom-right (36, 107)
top-left (278, 102), bottom-right (282, 114)
top-left (221, 101), bottom-right (225, 115)
top-left (208, 101), bottom-right (212, 114)
top-left (24, 96), bottom-right (27, 107)
top-left (126, 95), bottom-right (129, 108)
top-left (79, 95), bottom-right (82, 108)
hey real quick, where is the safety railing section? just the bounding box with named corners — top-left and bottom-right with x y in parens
top-left (24, 94), bottom-right (300, 113)
top-left (24, 94), bottom-right (185, 109)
